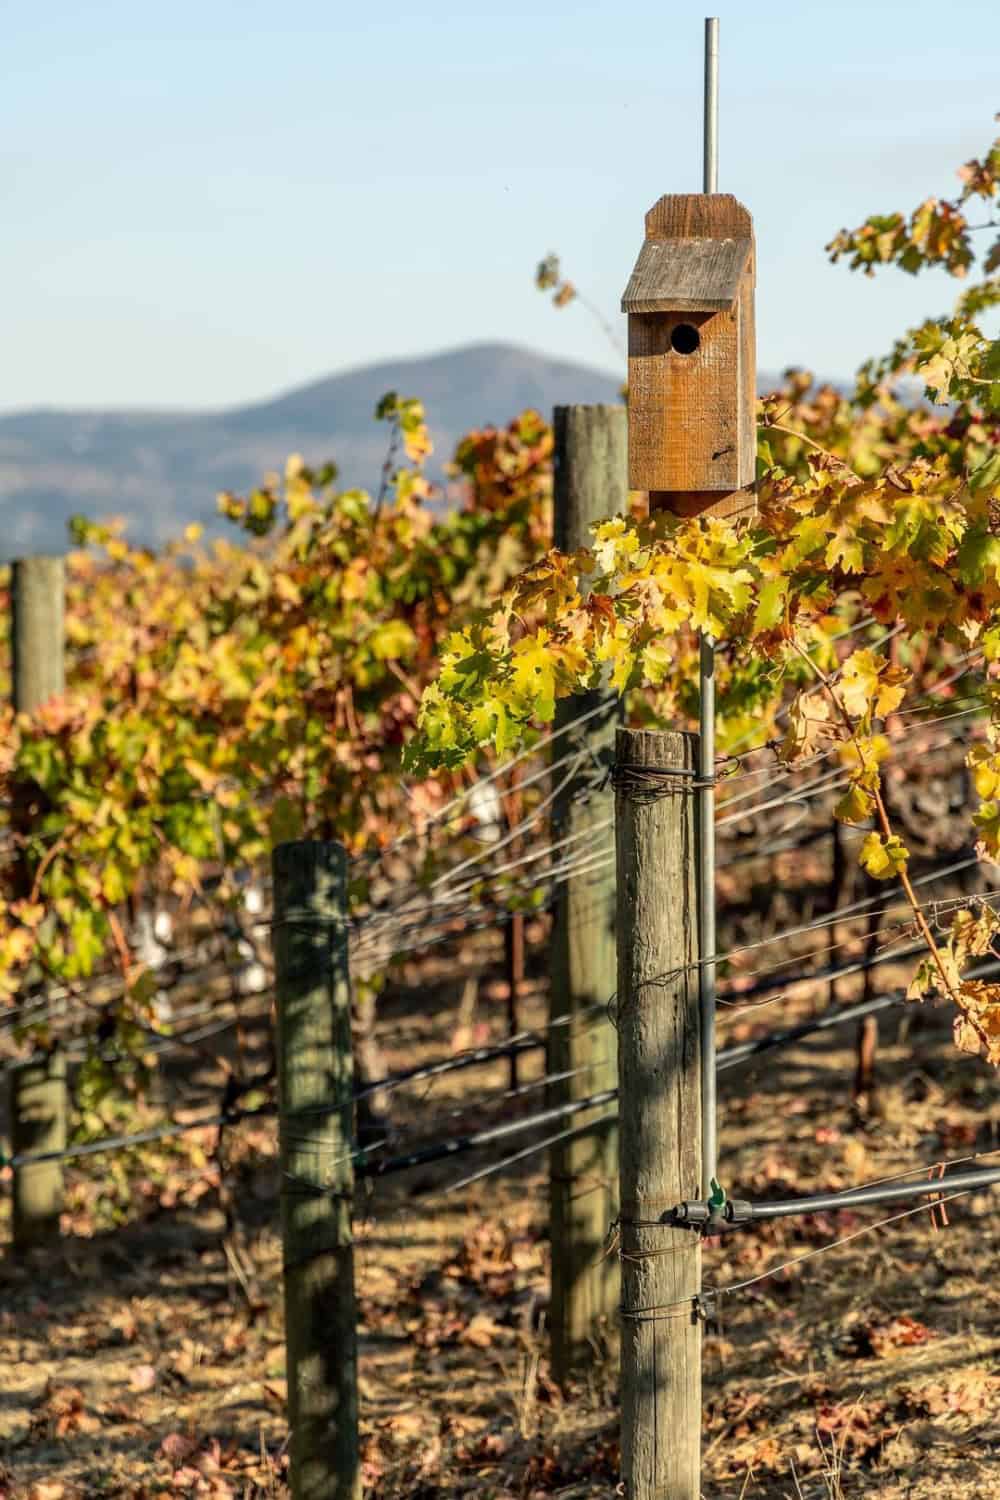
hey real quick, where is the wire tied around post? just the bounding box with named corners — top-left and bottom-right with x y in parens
top-left (610, 762), bottom-right (716, 800)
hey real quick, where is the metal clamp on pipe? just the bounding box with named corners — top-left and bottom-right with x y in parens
top-left (723, 1198), bottom-right (753, 1226)
top-left (671, 1199), bottom-right (711, 1227)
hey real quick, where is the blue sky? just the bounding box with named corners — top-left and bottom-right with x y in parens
top-left (3, 0), bottom-right (997, 411)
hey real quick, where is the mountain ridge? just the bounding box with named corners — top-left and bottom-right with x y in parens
top-left (0, 342), bottom-right (625, 556)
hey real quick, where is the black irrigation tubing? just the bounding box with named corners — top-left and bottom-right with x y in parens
top-left (717, 990), bottom-right (911, 1069)
top-left (355, 1086), bottom-right (620, 1180)
top-left (440, 1109), bottom-right (619, 1195)
top-left (718, 839), bottom-right (988, 1006)
top-left (0, 1101), bottom-right (278, 1171)
top-left (5, 928), bottom-right (996, 1175)
top-left (354, 1033), bottom-right (551, 1103)
top-left (720, 936), bottom-right (926, 1006)
top-left (717, 953), bottom-right (1000, 1069)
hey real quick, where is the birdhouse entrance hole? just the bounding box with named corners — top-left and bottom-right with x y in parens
top-left (670, 322), bottom-right (700, 355)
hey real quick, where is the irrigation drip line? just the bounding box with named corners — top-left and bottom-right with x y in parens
top-left (718, 953), bottom-right (1000, 1068)
top-left (2, 689), bottom-right (981, 1041)
top-left (691, 845), bottom-right (991, 983)
top-left (717, 989), bottom-right (907, 1069)
top-left (342, 1000), bottom-right (609, 1109)
top-left (359, 915), bottom-right (992, 1107)
top-left (718, 850), bottom-right (983, 1004)
top-left (0, 1101), bottom-right (278, 1170)
top-left (4, 950), bottom-right (993, 1176)
top-left (354, 1033), bottom-right (550, 1103)
top-left (355, 1086), bottom-right (619, 1180)
top-left (441, 1109), bottom-right (618, 1195)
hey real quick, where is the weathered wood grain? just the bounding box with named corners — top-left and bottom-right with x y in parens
top-left (621, 237), bottom-right (750, 314)
top-left (549, 405), bottom-right (625, 1382)
top-left (644, 192), bottom-right (751, 240)
top-left (622, 192), bottom-right (757, 518)
top-left (11, 555), bottom-right (65, 713)
top-left (10, 559), bottom-right (68, 1252)
top-left (628, 309), bottom-right (740, 493)
top-left (615, 728), bottom-right (701, 1500)
top-left (11, 1050), bottom-right (67, 1251)
top-left (273, 842), bottom-right (360, 1500)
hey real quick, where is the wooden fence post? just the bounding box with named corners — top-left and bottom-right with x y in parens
top-left (616, 727), bottom-right (702, 1500)
top-left (272, 841), bottom-right (360, 1500)
top-left (548, 404), bottom-right (626, 1382)
top-left (505, 764), bottom-right (525, 1092)
top-left (10, 1050), bottom-right (67, 1249)
top-left (11, 555), bottom-right (65, 711)
top-left (10, 556), bottom-right (67, 1251)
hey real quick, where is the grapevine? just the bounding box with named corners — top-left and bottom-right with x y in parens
top-left (412, 124), bottom-right (1000, 1062)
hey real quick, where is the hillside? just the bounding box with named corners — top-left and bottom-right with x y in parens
top-left (0, 343), bottom-right (623, 557)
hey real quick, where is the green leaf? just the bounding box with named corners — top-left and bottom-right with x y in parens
top-left (367, 619), bottom-right (417, 662)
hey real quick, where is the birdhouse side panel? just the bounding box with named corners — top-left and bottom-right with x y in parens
top-left (627, 311), bottom-right (740, 493)
top-left (738, 268), bottom-right (757, 495)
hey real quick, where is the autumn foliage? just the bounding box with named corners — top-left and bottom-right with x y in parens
top-left (3, 124), bottom-right (1000, 1069)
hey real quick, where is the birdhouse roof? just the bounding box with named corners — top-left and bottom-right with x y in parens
top-left (620, 193), bottom-right (754, 315)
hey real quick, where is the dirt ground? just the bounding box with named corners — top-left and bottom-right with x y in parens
top-left (2, 934), bottom-right (1000, 1499)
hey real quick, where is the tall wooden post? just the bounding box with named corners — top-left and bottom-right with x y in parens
top-left (10, 556), bottom-right (67, 1251)
top-left (10, 1050), bottom-right (67, 1249)
top-left (505, 765), bottom-right (525, 1091)
top-left (548, 404), bottom-right (626, 1382)
top-left (11, 556), bottom-right (65, 711)
top-left (616, 728), bottom-right (702, 1500)
top-left (272, 842), bottom-right (360, 1500)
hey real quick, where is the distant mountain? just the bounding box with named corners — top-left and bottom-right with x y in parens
top-left (0, 343), bottom-right (625, 558)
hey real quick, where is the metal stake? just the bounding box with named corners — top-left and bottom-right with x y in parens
top-left (703, 17), bottom-right (719, 195)
top-left (699, 15), bottom-right (719, 1197)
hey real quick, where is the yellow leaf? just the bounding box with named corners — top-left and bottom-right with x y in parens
top-left (859, 831), bottom-right (909, 881)
top-left (839, 733), bottom-right (889, 789)
top-left (968, 743), bottom-right (1000, 800)
top-left (838, 648), bottom-right (879, 719)
top-left (834, 783), bottom-right (874, 825)
top-left (510, 631), bottom-right (557, 720)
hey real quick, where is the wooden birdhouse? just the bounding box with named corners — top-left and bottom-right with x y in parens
top-left (621, 193), bottom-right (756, 520)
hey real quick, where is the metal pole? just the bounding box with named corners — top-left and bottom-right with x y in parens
top-left (699, 16), bottom-right (720, 1197)
top-left (703, 18), bottom-right (719, 194)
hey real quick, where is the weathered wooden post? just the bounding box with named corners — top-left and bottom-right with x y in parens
top-left (505, 765), bottom-right (526, 1092)
top-left (10, 1050), bottom-right (67, 1249)
top-left (272, 841), bottom-right (359, 1500)
top-left (9, 555), bottom-right (67, 1251)
top-left (11, 555), bottom-right (66, 712)
top-left (548, 404), bottom-right (626, 1382)
top-left (615, 728), bottom-right (701, 1499)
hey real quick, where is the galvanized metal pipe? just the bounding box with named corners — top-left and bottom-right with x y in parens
top-left (699, 17), bottom-right (720, 1196)
top-left (703, 17), bottom-right (719, 195)
top-left (698, 634), bottom-right (717, 1196)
